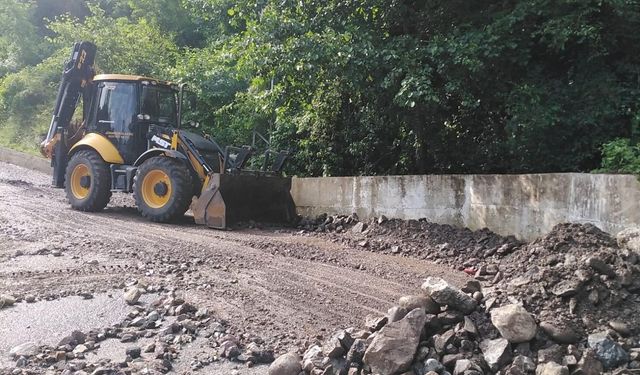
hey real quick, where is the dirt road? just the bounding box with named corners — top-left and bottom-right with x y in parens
top-left (0, 161), bottom-right (467, 371)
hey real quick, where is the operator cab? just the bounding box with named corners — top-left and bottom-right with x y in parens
top-left (87, 74), bottom-right (179, 164)
top-left (87, 74), bottom-right (221, 173)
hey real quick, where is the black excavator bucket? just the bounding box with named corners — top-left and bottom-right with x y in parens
top-left (191, 172), bottom-right (297, 229)
top-left (182, 129), bottom-right (296, 229)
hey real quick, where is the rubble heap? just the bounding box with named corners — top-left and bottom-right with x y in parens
top-left (285, 219), bottom-right (640, 375)
top-left (270, 274), bottom-right (637, 374)
top-left (298, 214), bottom-right (522, 267)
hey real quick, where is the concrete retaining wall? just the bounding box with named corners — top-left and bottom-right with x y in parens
top-left (0, 146), bottom-right (51, 174)
top-left (2, 145), bottom-right (637, 240)
top-left (291, 173), bottom-right (640, 240)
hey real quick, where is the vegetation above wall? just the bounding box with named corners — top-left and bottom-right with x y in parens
top-left (1, 0), bottom-right (639, 176)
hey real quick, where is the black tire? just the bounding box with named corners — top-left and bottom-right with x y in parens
top-left (134, 156), bottom-right (193, 222)
top-left (64, 150), bottom-right (112, 211)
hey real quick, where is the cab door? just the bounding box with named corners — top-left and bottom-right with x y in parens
top-left (139, 84), bottom-right (179, 151)
top-left (90, 81), bottom-right (139, 163)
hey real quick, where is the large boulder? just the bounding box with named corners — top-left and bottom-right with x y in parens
top-left (363, 308), bottom-right (427, 374)
top-left (490, 304), bottom-right (537, 343)
top-left (351, 222), bottom-right (367, 233)
top-left (346, 339), bottom-right (367, 367)
top-left (58, 330), bottom-right (87, 347)
top-left (9, 342), bottom-right (38, 358)
top-left (537, 344), bottom-right (564, 364)
top-left (324, 330), bottom-right (354, 358)
top-left (616, 226), bottom-right (640, 252)
top-left (419, 358), bottom-right (445, 374)
top-left (398, 295), bottom-right (441, 314)
top-left (387, 306), bottom-right (409, 323)
top-left (269, 352), bottom-right (302, 375)
top-left (539, 322), bottom-right (580, 344)
top-left (421, 277), bottom-right (477, 314)
top-left (434, 329), bottom-right (455, 354)
top-left (302, 345), bottom-right (323, 372)
top-left (124, 288), bottom-right (142, 305)
top-left (480, 338), bottom-right (512, 371)
top-left (551, 279), bottom-right (582, 297)
top-left (535, 362), bottom-right (569, 375)
top-left (0, 294), bottom-right (15, 309)
top-left (587, 332), bottom-right (629, 370)
top-left (576, 349), bottom-right (604, 375)
top-left (365, 314), bottom-right (388, 332)
top-left (510, 355), bottom-right (536, 373)
top-left (452, 359), bottom-right (483, 375)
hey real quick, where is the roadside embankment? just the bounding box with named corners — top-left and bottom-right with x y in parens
top-left (0, 146), bottom-right (50, 174)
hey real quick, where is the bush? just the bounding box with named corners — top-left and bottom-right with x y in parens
top-left (0, 53), bottom-right (62, 154)
top-left (596, 139), bottom-right (640, 175)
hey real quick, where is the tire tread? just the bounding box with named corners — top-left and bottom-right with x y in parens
top-left (134, 156), bottom-right (192, 222)
top-left (64, 150), bottom-right (112, 212)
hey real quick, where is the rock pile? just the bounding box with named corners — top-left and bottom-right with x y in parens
top-left (299, 213), bottom-right (364, 235)
top-left (272, 265), bottom-right (639, 374)
top-left (302, 216), bottom-right (640, 366)
top-left (298, 214), bottom-right (521, 267)
top-left (482, 223), bottom-right (639, 368)
top-left (298, 216), bottom-right (640, 373)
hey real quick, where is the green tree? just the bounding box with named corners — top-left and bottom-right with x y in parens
top-left (1, 0), bottom-right (639, 175)
top-left (0, 0), bottom-right (43, 76)
top-left (0, 1), bottom-right (179, 153)
top-left (48, 4), bottom-right (178, 76)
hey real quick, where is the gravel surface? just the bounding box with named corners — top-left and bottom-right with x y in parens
top-left (0, 161), bottom-right (469, 373)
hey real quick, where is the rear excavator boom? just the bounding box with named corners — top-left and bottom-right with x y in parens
top-left (41, 41), bottom-right (97, 187)
top-left (41, 41), bottom-right (296, 229)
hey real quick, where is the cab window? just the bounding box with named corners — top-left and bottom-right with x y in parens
top-left (141, 86), bottom-right (177, 126)
top-left (93, 82), bottom-right (137, 133)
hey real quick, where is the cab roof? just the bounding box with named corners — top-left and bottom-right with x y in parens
top-left (92, 74), bottom-right (174, 87)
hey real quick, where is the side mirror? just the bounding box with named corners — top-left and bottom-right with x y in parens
top-left (189, 95), bottom-right (197, 110)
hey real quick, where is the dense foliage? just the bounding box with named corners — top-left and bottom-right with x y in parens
top-left (597, 138), bottom-right (640, 175)
top-left (1, 0), bottom-right (639, 176)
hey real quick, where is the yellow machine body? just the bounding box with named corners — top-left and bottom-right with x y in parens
top-left (70, 133), bottom-right (125, 164)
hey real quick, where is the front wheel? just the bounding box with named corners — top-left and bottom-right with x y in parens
top-left (134, 156), bottom-right (193, 222)
top-left (64, 150), bottom-right (112, 211)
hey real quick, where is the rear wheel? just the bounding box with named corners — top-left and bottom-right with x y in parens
top-left (134, 156), bottom-right (192, 222)
top-left (65, 150), bottom-right (112, 211)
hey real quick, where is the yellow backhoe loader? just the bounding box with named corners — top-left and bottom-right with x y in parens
top-left (40, 41), bottom-right (296, 229)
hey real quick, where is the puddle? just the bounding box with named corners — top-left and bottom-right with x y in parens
top-left (0, 293), bottom-right (266, 374)
top-left (0, 293), bottom-right (155, 367)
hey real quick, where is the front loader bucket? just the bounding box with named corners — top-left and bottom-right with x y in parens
top-left (191, 173), bottom-right (296, 229)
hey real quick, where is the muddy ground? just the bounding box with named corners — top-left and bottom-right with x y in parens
top-left (0, 161), bottom-right (469, 374)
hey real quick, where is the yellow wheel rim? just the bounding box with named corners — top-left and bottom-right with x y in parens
top-left (70, 164), bottom-right (91, 200)
top-left (141, 170), bottom-right (172, 209)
